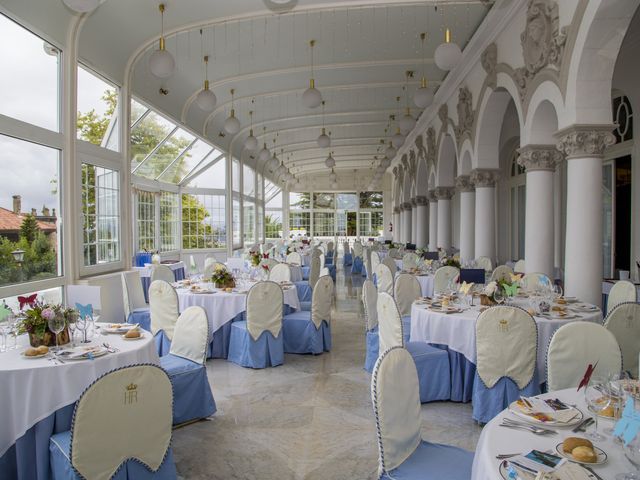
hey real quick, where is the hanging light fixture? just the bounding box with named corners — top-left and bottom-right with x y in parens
top-left (385, 140), bottom-right (397, 159)
top-left (399, 73), bottom-right (416, 134)
top-left (414, 33), bottom-right (434, 108)
top-left (267, 140), bottom-right (280, 171)
top-left (148, 4), bottom-right (175, 79)
top-left (317, 101), bottom-right (331, 148)
top-left (391, 101), bottom-right (405, 148)
top-left (435, 28), bottom-right (462, 71)
top-left (325, 151), bottom-right (336, 168)
top-left (61, 0), bottom-right (100, 13)
top-left (331, 181), bottom-right (338, 189)
top-left (258, 127), bottom-right (270, 162)
top-left (302, 40), bottom-right (322, 108)
top-left (244, 110), bottom-right (258, 151)
top-left (224, 89), bottom-right (241, 134)
top-left (196, 56), bottom-right (217, 111)
top-left (329, 169), bottom-right (337, 182)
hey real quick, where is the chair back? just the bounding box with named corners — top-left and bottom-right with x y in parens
top-left (67, 285), bottom-right (102, 314)
top-left (343, 241), bottom-right (350, 255)
top-left (521, 272), bottom-right (551, 292)
top-left (318, 244), bottom-right (327, 254)
top-left (363, 247), bottom-right (372, 276)
top-left (388, 247), bottom-right (399, 259)
top-left (547, 321), bottom-right (622, 391)
top-left (394, 274), bottom-right (421, 317)
top-left (262, 258), bottom-right (279, 270)
top-left (377, 292), bottom-right (404, 352)
top-left (604, 302), bottom-right (640, 378)
top-left (476, 256), bottom-right (493, 272)
top-left (375, 263), bottom-right (394, 296)
top-left (402, 252), bottom-right (420, 270)
top-left (203, 258), bottom-right (227, 279)
top-left (70, 365), bottom-right (172, 480)
top-left (311, 276), bottom-right (334, 329)
top-left (149, 280), bottom-right (179, 340)
top-left (433, 266), bottom-right (460, 295)
top-left (607, 281), bottom-right (637, 315)
top-left (309, 255), bottom-right (321, 289)
top-left (353, 241), bottom-right (363, 258)
top-left (150, 265), bottom-right (174, 284)
top-left (490, 265), bottom-right (513, 283)
top-left (320, 266), bottom-right (330, 277)
top-left (476, 306), bottom-right (537, 389)
top-left (286, 251), bottom-right (302, 265)
top-left (370, 251), bottom-right (381, 273)
top-left (246, 281), bottom-right (283, 341)
top-left (371, 346), bottom-right (422, 476)
top-left (269, 263), bottom-right (291, 283)
top-left (363, 279), bottom-right (378, 331)
top-left (120, 272), bottom-right (146, 318)
top-left (382, 257), bottom-right (397, 275)
top-left (513, 259), bottom-right (526, 274)
top-left (170, 306), bottom-right (209, 365)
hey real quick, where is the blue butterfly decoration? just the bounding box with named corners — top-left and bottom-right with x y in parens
top-left (75, 303), bottom-right (93, 320)
top-left (614, 395), bottom-right (640, 445)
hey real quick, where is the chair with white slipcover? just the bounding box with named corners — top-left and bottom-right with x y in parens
top-left (604, 302), bottom-right (640, 378)
top-left (282, 275), bottom-right (333, 354)
top-left (227, 281), bottom-right (284, 368)
top-left (472, 306), bottom-right (540, 423)
top-left (607, 281), bottom-right (637, 315)
top-left (150, 265), bottom-right (174, 284)
top-left (370, 251), bottom-right (381, 283)
top-left (261, 258), bottom-right (279, 270)
top-left (382, 257), bottom-right (397, 276)
top-left (490, 265), bottom-right (513, 284)
top-left (363, 279), bottom-right (379, 373)
top-left (377, 293), bottom-right (451, 403)
top-left (149, 280), bottom-right (179, 356)
top-left (120, 272), bottom-right (151, 331)
top-left (402, 252), bottom-right (420, 271)
top-left (269, 263), bottom-right (292, 284)
top-left (547, 321), bottom-right (622, 391)
top-left (394, 274), bottom-right (421, 343)
top-left (295, 255), bottom-right (320, 310)
top-left (351, 241), bottom-right (364, 274)
top-left (520, 272), bottom-right (552, 292)
top-left (375, 263), bottom-right (394, 296)
top-left (371, 347), bottom-right (473, 480)
top-left (513, 259), bottom-right (525, 274)
top-left (363, 247), bottom-right (372, 279)
top-left (49, 365), bottom-right (177, 480)
top-left (286, 251), bottom-right (302, 265)
top-left (388, 248), bottom-right (400, 259)
top-left (475, 256), bottom-right (493, 272)
top-left (203, 258), bottom-right (227, 279)
top-left (433, 266), bottom-right (459, 295)
top-left (320, 266), bottom-right (329, 277)
top-left (343, 241), bottom-right (353, 266)
top-left (326, 241), bottom-right (335, 263)
top-left (160, 306), bottom-right (216, 425)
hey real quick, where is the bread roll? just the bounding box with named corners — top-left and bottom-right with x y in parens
top-left (124, 328), bottom-right (141, 338)
top-left (562, 437), bottom-right (593, 453)
top-left (24, 347), bottom-right (39, 356)
top-left (571, 446), bottom-right (597, 463)
top-left (36, 345), bottom-right (49, 355)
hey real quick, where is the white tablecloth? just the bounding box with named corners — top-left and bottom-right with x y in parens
top-left (394, 259), bottom-right (403, 270)
top-left (0, 332), bottom-right (158, 457)
top-left (472, 387), bottom-right (626, 480)
top-left (134, 261), bottom-right (185, 278)
top-left (410, 300), bottom-right (602, 383)
top-left (177, 283), bottom-right (300, 338)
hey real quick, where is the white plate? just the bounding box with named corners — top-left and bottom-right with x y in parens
top-left (555, 443), bottom-right (608, 465)
top-left (22, 350), bottom-right (49, 359)
top-left (99, 323), bottom-right (135, 334)
top-left (122, 333), bottom-right (145, 341)
top-left (499, 459), bottom-right (599, 479)
top-left (508, 401), bottom-right (583, 426)
top-left (60, 346), bottom-right (109, 360)
top-left (548, 312), bottom-right (578, 320)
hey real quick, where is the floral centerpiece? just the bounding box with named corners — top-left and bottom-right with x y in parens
top-left (480, 281), bottom-right (500, 306)
top-left (17, 298), bottom-right (76, 347)
top-left (248, 250), bottom-right (261, 267)
top-left (441, 255), bottom-right (461, 269)
top-left (210, 264), bottom-right (235, 289)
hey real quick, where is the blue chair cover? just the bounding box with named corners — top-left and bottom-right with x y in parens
top-left (351, 257), bottom-right (363, 274)
top-left (154, 330), bottom-right (171, 357)
top-left (430, 344), bottom-right (476, 403)
top-left (160, 354), bottom-right (216, 425)
top-left (173, 267), bottom-right (185, 281)
top-left (326, 250), bottom-right (334, 258)
top-left (301, 266), bottom-right (310, 280)
top-left (49, 431), bottom-right (177, 480)
top-left (401, 315), bottom-right (411, 344)
top-left (282, 311), bottom-right (331, 354)
top-left (128, 308), bottom-right (151, 332)
top-left (327, 264), bottom-right (337, 282)
top-left (294, 281), bottom-right (313, 303)
top-left (364, 327), bottom-right (379, 373)
top-left (300, 301), bottom-right (312, 311)
top-left (227, 321), bottom-right (284, 368)
top-left (380, 440), bottom-right (473, 480)
top-left (406, 342), bottom-right (451, 403)
top-left (343, 252), bottom-right (353, 266)
top-left (472, 372), bottom-right (540, 424)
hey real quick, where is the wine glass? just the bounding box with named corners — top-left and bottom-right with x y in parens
top-left (76, 314), bottom-right (90, 344)
top-left (584, 374), bottom-right (611, 441)
top-left (617, 396), bottom-right (640, 480)
top-left (606, 370), bottom-right (631, 436)
top-left (7, 314), bottom-right (19, 350)
top-left (494, 287), bottom-right (505, 305)
top-left (0, 314), bottom-right (8, 352)
top-left (48, 311), bottom-right (66, 353)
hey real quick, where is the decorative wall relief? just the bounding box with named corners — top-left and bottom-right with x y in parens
top-left (415, 134), bottom-right (427, 164)
top-left (481, 43), bottom-right (498, 90)
top-left (438, 104), bottom-right (449, 133)
top-left (426, 127), bottom-right (436, 170)
top-left (455, 86), bottom-right (474, 141)
top-left (408, 150), bottom-right (417, 178)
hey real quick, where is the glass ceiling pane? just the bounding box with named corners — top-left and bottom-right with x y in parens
top-left (187, 156), bottom-right (226, 189)
top-left (130, 98), bottom-right (148, 126)
top-left (135, 127), bottom-right (195, 180)
top-left (266, 191), bottom-right (282, 209)
top-left (243, 164), bottom-right (255, 197)
top-left (130, 110), bottom-right (175, 172)
top-left (158, 139), bottom-right (213, 184)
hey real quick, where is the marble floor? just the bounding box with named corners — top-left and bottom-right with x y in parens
top-left (172, 262), bottom-right (483, 480)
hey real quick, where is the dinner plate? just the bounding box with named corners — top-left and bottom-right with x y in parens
top-left (60, 345), bottom-right (109, 360)
top-left (548, 312), bottom-right (578, 320)
top-left (498, 459), bottom-right (599, 479)
top-left (508, 400), bottom-right (583, 426)
top-left (99, 323), bottom-right (135, 334)
top-left (555, 443), bottom-right (607, 465)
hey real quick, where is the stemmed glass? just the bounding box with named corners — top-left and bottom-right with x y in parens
top-left (67, 311), bottom-right (78, 347)
top-left (0, 314), bottom-right (9, 352)
top-left (584, 374), bottom-right (612, 441)
top-left (606, 371), bottom-right (631, 436)
top-left (76, 314), bottom-right (90, 344)
top-left (494, 287), bottom-right (505, 305)
top-left (616, 396), bottom-right (640, 480)
top-left (6, 314), bottom-right (19, 350)
top-left (47, 311), bottom-right (66, 353)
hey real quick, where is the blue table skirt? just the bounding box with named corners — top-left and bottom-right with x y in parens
top-left (430, 344), bottom-right (476, 403)
top-left (141, 267), bottom-right (185, 303)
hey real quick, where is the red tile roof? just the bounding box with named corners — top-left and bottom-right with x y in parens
top-left (0, 208), bottom-right (56, 233)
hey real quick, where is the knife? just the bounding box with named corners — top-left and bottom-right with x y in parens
top-left (572, 417), bottom-right (594, 433)
top-left (583, 465), bottom-right (604, 480)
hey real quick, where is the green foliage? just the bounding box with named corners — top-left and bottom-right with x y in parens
top-left (19, 214), bottom-right (39, 243)
top-left (0, 232), bottom-right (56, 287)
top-left (77, 89), bottom-right (117, 146)
top-left (265, 213), bottom-right (282, 239)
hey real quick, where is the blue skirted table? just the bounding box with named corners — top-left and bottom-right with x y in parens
top-left (135, 262), bottom-right (186, 303)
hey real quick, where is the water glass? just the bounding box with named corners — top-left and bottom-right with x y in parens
top-left (494, 288), bottom-right (505, 305)
top-left (584, 375), bottom-right (611, 441)
top-left (47, 312), bottom-right (66, 352)
top-left (0, 315), bottom-right (8, 352)
top-left (7, 314), bottom-right (19, 350)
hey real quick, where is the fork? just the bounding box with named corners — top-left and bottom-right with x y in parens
top-left (102, 342), bottom-right (119, 353)
top-left (499, 423), bottom-right (556, 435)
top-left (501, 418), bottom-right (557, 433)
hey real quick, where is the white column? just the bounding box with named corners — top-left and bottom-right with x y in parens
top-left (415, 196), bottom-right (429, 249)
top-left (401, 202), bottom-right (412, 244)
top-left (411, 198), bottom-right (418, 245)
top-left (519, 145), bottom-right (563, 279)
top-left (471, 169), bottom-right (499, 261)
top-left (456, 175), bottom-right (475, 263)
top-left (393, 207), bottom-right (401, 243)
top-left (553, 163), bottom-right (563, 272)
top-left (557, 126), bottom-right (615, 306)
top-left (435, 187), bottom-right (454, 250)
top-left (428, 191), bottom-right (438, 251)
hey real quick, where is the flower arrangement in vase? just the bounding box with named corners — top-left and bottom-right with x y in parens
top-left (441, 255), bottom-right (461, 269)
top-left (17, 298), bottom-right (76, 347)
top-left (480, 281), bottom-right (500, 306)
top-left (210, 264), bottom-right (235, 289)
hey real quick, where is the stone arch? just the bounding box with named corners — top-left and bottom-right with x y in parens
top-left (436, 135), bottom-right (457, 187)
top-left (457, 138), bottom-right (474, 175)
top-left (415, 152), bottom-right (430, 196)
top-left (523, 81), bottom-right (563, 145)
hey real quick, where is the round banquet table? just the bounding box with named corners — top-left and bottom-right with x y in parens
top-left (0, 332), bottom-right (158, 479)
top-left (410, 299), bottom-right (602, 401)
top-left (472, 387), bottom-right (627, 480)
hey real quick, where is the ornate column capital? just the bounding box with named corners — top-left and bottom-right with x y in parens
top-left (555, 124), bottom-right (616, 159)
top-left (427, 190), bottom-right (438, 203)
top-left (470, 168), bottom-right (500, 188)
top-left (411, 197), bottom-right (418, 207)
top-left (517, 144), bottom-right (563, 172)
top-left (400, 202), bottom-right (412, 211)
top-left (434, 186), bottom-right (455, 200)
top-left (416, 195), bottom-right (428, 206)
top-left (393, 206), bottom-right (401, 214)
top-left (455, 175), bottom-right (474, 193)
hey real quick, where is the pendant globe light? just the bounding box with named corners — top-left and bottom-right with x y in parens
top-left (435, 28), bottom-right (462, 72)
top-left (325, 151), bottom-right (336, 168)
top-left (414, 33), bottom-right (434, 108)
top-left (329, 169), bottom-right (337, 182)
top-left (391, 99), bottom-right (405, 148)
top-left (331, 181), bottom-right (338, 189)
top-left (268, 151), bottom-right (279, 172)
top-left (61, 0), bottom-right (100, 13)
top-left (244, 110), bottom-right (258, 151)
top-left (224, 89), bottom-right (241, 134)
top-left (399, 74), bottom-right (416, 134)
top-left (258, 127), bottom-right (270, 162)
top-left (148, 4), bottom-right (175, 79)
top-left (302, 40), bottom-right (322, 108)
top-left (317, 101), bottom-right (331, 148)
top-left (385, 141), bottom-right (397, 159)
top-left (196, 56), bottom-right (217, 111)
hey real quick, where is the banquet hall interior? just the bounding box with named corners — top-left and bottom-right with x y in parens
top-left (2, 0), bottom-right (640, 479)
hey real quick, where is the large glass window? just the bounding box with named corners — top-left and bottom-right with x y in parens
top-left (130, 109), bottom-right (175, 172)
top-left (314, 212), bottom-right (335, 237)
top-left (243, 165), bottom-right (255, 197)
top-left (232, 159), bottom-right (241, 192)
top-left (232, 196), bottom-right (241, 245)
top-left (256, 204), bottom-right (264, 242)
top-left (290, 212), bottom-right (310, 237)
top-left (82, 164), bottom-right (120, 266)
top-left (77, 65), bottom-right (119, 151)
top-left (359, 211), bottom-right (384, 237)
top-left (313, 193), bottom-right (335, 209)
top-left (135, 128), bottom-right (195, 180)
top-left (158, 140), bottom-right (213, 184)
top-left (0, 14), bottom-right (60, 131)
top-left (265, 210), bottom-right (283, 240)
top-left (186, 155), bottom-right (225, 188)
top-left (136, 191), bottom-right (155, 252)
top-left (160, 192), bottom-right (179, 252)
top-left (182, 194), bottom-right (226, 249)
top-left (0, 135), bottom-right (60, 287)
top-left (243, 200), bottom-right (255, 245)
